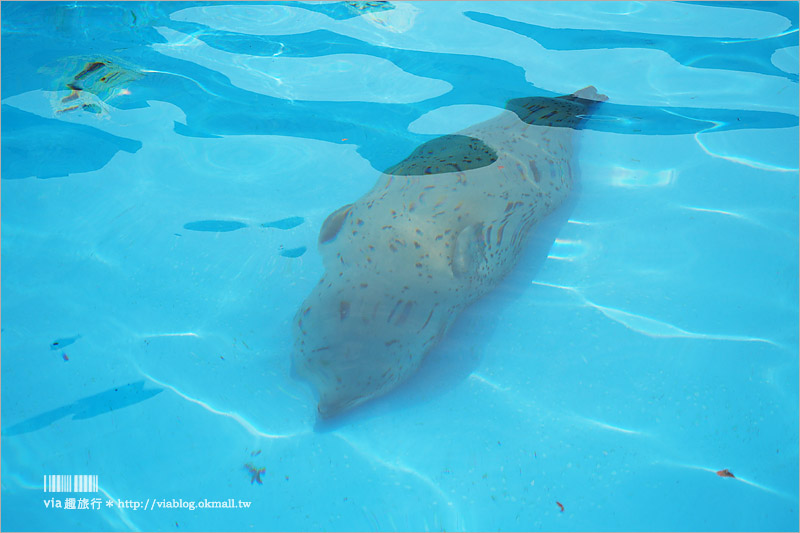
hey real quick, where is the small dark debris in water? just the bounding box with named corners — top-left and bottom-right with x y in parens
top-left (62, 353), bottom-right (69, 362)
top-left (244, 462), bottom-right (266, 485)
top-left (183, 220), bottom-right (247, 232)
top-left (51, 335), bottom-right (80, 350)
top-left (251, 450), bottom-right (261, 457)
top-left (280, 246), bottom-right (307, 258)
top-left (716, 469), bottom-right (735, 478)
top-left (57, 104), bottom-right (83, 114)
top-left (284, 475), bottom-right (289, 481)
top-left (62, 89), bottom-right (80, 103)
top-left (261, 216), bottom-right (304, 230)
top-left (74, 61), bottom-right (106, 82)
top-left (556, 501), bottom-right (564, 512)
top-left (220, 355), bottom-right (225, 360)
top-left (81, 103), bottom-right (103, 114)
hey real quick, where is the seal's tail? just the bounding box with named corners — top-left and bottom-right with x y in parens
top-left (505, 86), bottom-right (607, 129)
top-left (571, 85), bottom-right (608, 103)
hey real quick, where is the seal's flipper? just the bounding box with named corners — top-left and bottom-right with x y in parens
top-left (319, 204), bottom-right (353, 244)
top-left (452, 223), bottom-right (489, 282)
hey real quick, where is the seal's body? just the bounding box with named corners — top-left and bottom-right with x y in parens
top-left (293, 87), bottom-right (606, 418)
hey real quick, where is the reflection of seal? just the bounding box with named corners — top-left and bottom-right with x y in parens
top-left (293, 87), bottom-right (607, 418)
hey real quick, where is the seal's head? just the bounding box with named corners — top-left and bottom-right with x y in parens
top-left (292, 282), bottom-right (429, 419)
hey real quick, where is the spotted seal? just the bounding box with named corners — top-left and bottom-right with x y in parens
top-left (293, 86), bottom-right (607, 418)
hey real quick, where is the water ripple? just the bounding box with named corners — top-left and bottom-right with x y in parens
top-left (140, 372), bottom-right (302, 440)
top-left (579, 416), bottom-right (649, 436)
top-left (332, 432), bottom-right (464, 531)
top-left (532, 281), bottom-right (778, 345)
top-left (662, 461), bottom-right (797, 501)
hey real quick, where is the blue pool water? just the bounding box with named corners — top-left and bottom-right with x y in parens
top-left (1, 1), bottom-right (798, 531)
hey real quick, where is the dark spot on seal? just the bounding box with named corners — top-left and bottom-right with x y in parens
top-left (384, 135), bottom-right (498, 176)
top-left (506, 91), bottom-right (603, 129)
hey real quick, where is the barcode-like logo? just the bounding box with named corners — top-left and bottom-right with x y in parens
top-left (43, 475), bottom-right (98, 493)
